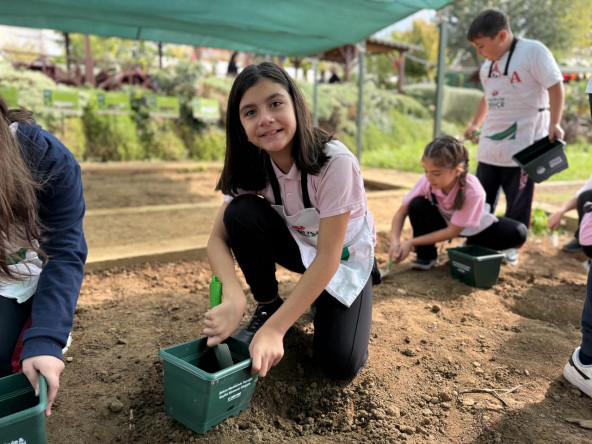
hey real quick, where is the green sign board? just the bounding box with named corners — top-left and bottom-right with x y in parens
top-left (192, 97), bottom-right (220, 121)
top-left (97, 92), bottom-right (131, 115)
top-left (43, 90), bottom-right (80, 115)
top-left (148, 95), bottom-right (179, 118)
top-left (0, 87), bottom-right (18, 108)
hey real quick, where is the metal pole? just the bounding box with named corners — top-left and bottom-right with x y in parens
top-left (158, 42), bottom-right (163, 69)
top-left (312, 58), bottom-right (319, 126)
top-left (434, 16), bottom-right (447, 138)
top-left (83, 34), bottom-right (95, 86)
top-left (356, 41), bottom-right (366, 161)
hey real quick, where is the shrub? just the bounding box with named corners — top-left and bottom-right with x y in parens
top-left (82, 92), bottom-right (142, 161)
top-left (186, 127), bottom-right (226, 160)
top-left (403, 83), bottom-right (483, 125)
top-left (59, 117), bottom-right (87, 159)
top-left (530, 208), bottom-right (549, 236)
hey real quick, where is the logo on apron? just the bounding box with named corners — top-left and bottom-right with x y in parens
top-left (486, 122), bottom-right (517, 141)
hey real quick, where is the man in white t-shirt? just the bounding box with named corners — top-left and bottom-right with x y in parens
top-left (463, 9), bottom-right (564, 261)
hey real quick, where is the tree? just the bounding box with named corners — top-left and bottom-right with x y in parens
top-left (61, 34), bottom-right (160, 71)
top-left (443, 0), bottom-right (591, 66)
top-left (392, 18), bottom-right (440, 80)
top-left (366, 53), bottom-right (397, 88)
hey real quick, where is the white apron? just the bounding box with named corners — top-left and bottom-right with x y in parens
top-left (436, 203), bottom-right (497, 237)
top-left (266, 162), bottom-right (374, 308)
top-left (0, 243), bottom-right (43, 304)
top-left (478, 39), bottom-right (549, 167)
top-left (271, 205), bottom-right (374, 308)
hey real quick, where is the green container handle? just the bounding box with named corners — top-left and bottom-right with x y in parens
top-left (209, 276), bottom-right (234, 369)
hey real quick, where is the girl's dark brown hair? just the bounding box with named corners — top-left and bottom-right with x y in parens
top-left (216, 62), bottom-right (332, 195)
top-left (0, 94), bottom-right (46, 279)
top-left (423, 135), bottom-right (469, 210)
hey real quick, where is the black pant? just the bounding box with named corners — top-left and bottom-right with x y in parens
top-left (407, 196), bottom-right (528, 260)
top-left (0, 297), bottom-right (32, 376)
top-left (476, 163), bottom-right (535, 228)
top-left (224, 194), bottom-right (373, 378)
top-left (576, 190), bottom-right (592, 259)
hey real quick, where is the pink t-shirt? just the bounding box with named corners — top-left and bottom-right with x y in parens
top-left (580, 212), bottom-right (592, 246)
top-left (402, 173), bottom-right (485, 230)
top-left (223, 140), bottom-right (376, 242)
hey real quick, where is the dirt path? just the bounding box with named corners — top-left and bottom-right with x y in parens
top-left (42, 164), bottom-right (592, 443)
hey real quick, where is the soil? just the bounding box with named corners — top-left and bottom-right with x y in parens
top-left (45, 165), bottom-right (592, 443)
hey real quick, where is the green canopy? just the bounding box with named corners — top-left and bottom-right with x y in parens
top-left (1, 0), bottom-right (454, 56)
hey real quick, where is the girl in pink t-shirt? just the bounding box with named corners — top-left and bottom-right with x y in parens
top-left (204, 62), bottom-right (378, 380)
top-left (389, 135), bottom-right (527, 270)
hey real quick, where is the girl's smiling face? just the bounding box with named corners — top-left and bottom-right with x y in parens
top-left (422, 157), bottom-right (462, 195)
top-left (239, 79), bottom-right (297, 159)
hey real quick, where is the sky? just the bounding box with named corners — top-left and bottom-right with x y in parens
top-left (376, 9), bottom-right (436, 39)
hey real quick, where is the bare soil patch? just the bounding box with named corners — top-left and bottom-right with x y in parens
top-left (45, 165), bottom-right (592, 443)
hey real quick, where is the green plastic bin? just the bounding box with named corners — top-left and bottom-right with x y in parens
top-left (158, 337), bottom-right (257, 434)
top-left (447, 245), bottom-right (504, 288)
top-left (512, 137), bottom-right (567, 183)
top-left (0, 373), bottom-right (47, 444)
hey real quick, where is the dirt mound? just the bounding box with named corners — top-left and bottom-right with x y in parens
top-left (46, 230), bottom-right (592, 443)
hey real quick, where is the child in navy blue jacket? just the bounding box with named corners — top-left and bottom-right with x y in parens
top-left (0, 95), bottom-right (87, 416)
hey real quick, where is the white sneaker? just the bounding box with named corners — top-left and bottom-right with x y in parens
top-left (563, 347), bottom-right (592, 398)
top-left (583, 259), bottom-right (591, 273)
top-left (501, 248), bottom-right (519, 266)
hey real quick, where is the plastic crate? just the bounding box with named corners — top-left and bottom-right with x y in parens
top-left (447, 245), bottom-right (504, 288)
top-left (158, 336), bottom-right (257, 434)
top-left (512, 137), bottom-right (568, 183)
top-left (0, 373), bottom-right (47, 444)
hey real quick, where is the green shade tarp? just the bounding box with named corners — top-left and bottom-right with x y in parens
top-left (0, 0), bottom-right (454, 56)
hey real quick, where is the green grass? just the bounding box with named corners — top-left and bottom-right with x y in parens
top-left (549, 142), bottom-right (591, 181)
top-left (535, 191), bottom-right (577, 205)
top-left (361, 136), bottom-right (590, 183)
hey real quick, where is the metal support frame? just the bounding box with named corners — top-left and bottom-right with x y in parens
top-left (356, 40), bottom-right (366, 160)
top-left (434, 16), bottom-right (447, 139)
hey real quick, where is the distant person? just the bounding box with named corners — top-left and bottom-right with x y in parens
top-left (203, 62), bottom-right (379, 379)
top-left (463, 9), bottom-right (564, 265)
top-left (328, 67), bottom-right (341, 84)
top-left (0, 95), bottom-right (87, 416)
top-left (548, 176), bottom-right (592, 257)
top-left (388, 136), bottom-right (527, 270)
top-left (549, 75), bottom-right (592, 269)
top-left (227, 51), bottom-right (239, 77)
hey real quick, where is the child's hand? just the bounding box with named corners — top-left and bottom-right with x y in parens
top-left (22, 355), bottom-right (65, 417)
top-left (464, 124), bottom-right (481, 143)
top-left (203, 300), bottom-right (244, 346)
top-left (388, 240), bottom-right (400, 262)
top-left (394, 240), bottom-right (414, 264)
top-left (547, 211), bottom-right (563, 230)
top-left (548, 123), bottom-right (564, 142)
top-left (249, 326), bottom-right (284, 377)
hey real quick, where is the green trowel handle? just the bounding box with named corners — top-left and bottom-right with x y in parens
top-left (208, 276), bottom-right (233, 369)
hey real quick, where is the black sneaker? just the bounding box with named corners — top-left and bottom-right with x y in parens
top-left (411, 258), bottom-right (438, 270)
top-left (563, 238), bottom-right (583, 254)
top-left (233, 298), bottom-right (283, 344)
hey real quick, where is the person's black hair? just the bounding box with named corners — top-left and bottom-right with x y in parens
top-left (423, 135), bottom-right (469, 210)
top-left (467, 9), bottom-right (511, 41)
top-left (216, 62), bottom-right (332, 195)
